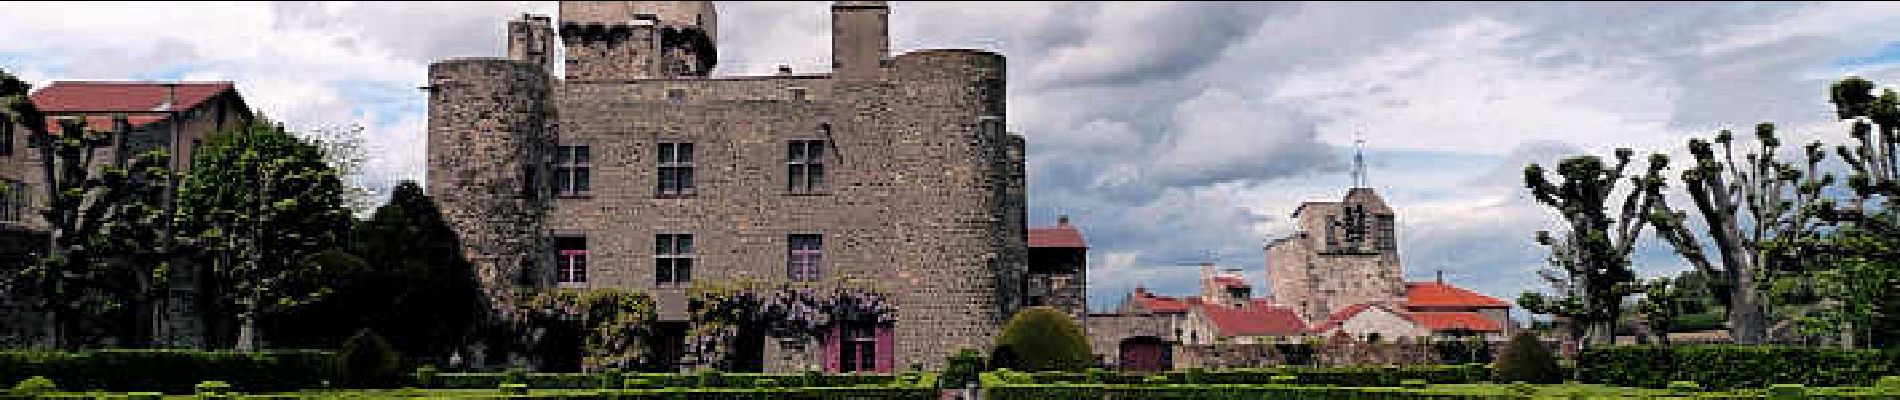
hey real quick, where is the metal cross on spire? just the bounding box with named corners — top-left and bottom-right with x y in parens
top-left (1351, 126), bottom-right (1368, 188)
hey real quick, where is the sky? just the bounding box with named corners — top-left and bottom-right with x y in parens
top-left (5, 1), bottom-right (1900, 314)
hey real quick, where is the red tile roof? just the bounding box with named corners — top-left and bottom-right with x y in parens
top-left (1306, 303), bottom-right (1504, 334)
top-left (1306, 303), bottom-right (1373, 333)
top-left (1028, 226), bottom-right (1085, 248)
top-left (1406, 312), bottom-right (1502, 332)
top-left (1129, 288), bottom-right (1189, 314)
top-left (1405, 282), bottom-right (1509, 309)
top-left (1211, 276), bottom-right (1249, 288)
top-left (1200, 299), bottom-right (1305, 337)
top-left (31, 81), bottom-right (234, 113)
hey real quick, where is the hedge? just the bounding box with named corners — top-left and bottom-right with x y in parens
top-left (0, 350), bottom-right (337, 394)
top-left (429, 370), bottom-right (903, 389)
top-left (9, 387), bottom-right (941, 399)
top-left (985, 364), bottom-right (1492, 386)
top-left (1578, 345), bottom-right (1900, 390)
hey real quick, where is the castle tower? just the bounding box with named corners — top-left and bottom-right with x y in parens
top-left (832, 1), bottom-right (889, 80)
top-left (558, 1), bottom-right (718, 80)
top-left (508, 14), bottom-right (556, 72)
top-left (425, 58), bottom-right (555, 315)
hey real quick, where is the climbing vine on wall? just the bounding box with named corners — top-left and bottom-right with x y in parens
top-left (686, 278), bottom-right (896, 369)
top-left (514, 288), bottom-right (657, 371)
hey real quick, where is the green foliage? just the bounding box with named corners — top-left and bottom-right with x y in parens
top-left (175, 121), bottom-right (352, 350)
top-left (938, 349), bottom-right (984, 389)
top-left (1522, 148), bottom-right (1668, 347)
top-left (513, 288), bottom-right (657, 372)
top-left (0, 349), bottom-right (337, 394)
top-left (412, 366), bottom-right (438, 388)
top-left (991, 306), bottom-right (1093, 372)
top-left (498, 383), bottom-right (528, 395)
top-left (1577, 345), bottom-right (1900, 390)
top-left (1494, 331), bottom-right (1562, 384)
top-left (194, 380), bottom-right (232, 396)
top-left (426, 371), bottom-right (901, 390)
top-left (982, 364), bottom-right (1490, 386)
top-left (13, 375), bottom-right (56, 395)
top-left (338, 329), bottom-right (402, 388)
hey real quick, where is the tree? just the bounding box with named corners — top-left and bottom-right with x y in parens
top-left (174, 121), bottom-right (352, 350)
top-left (266, 181), bottom-right (487, 363)
top-left (991, 306), bottom-right (1093, 371)
top-left (1493, 330), bottom-right (1560, 384)
top-left (3, 70), bottom-right (176, 349)
top-left (1649, 123), bottom-right (1829, 345)
top-left (1634, 277), bottom-right (1683, 345)
top-left (300, 124), bottom-right (378, 216)
top-left (1520, 148), bottom-right (1669, 349)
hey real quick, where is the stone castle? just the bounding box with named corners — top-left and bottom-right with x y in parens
top-left (426, 1), bottom-right (1080, 371)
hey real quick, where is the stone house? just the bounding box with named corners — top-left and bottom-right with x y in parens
top-left (426, 1), bottom-right (1076, 372)
top-left (0, 81), bottom-right (254, 348)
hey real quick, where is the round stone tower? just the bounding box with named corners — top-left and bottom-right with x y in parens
top-left (425, 58), bottom-right (555, 316)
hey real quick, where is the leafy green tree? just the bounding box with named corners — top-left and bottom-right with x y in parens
top-left (992, 306), bottom-right (1093, 371)
top-left (1634, 277), bottom-right (1684, 345)
top-left (265, 181), bottom-right (486, 364)
top-left (1493, 330), bottom-right (1560, 384)
top-left (174, 121), bottom-right (352, 350)
top-left (1520, 148), bottom-right (1668, 349)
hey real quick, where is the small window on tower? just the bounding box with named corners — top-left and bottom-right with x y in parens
top-left (657, 142), bottom-right (695, 197)
top-left (787, 140), bottom-right (826, 194)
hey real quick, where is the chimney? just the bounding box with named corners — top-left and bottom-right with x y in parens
top-left (1436, 270), bottom-right (1444, 283)
top-left (777, 65), bottom-right (793, 75)
top-left (1057, 214), bottom-right (1070, 226)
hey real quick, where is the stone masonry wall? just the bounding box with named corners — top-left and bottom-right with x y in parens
top-left (426, 58), bottom-right (554, 316)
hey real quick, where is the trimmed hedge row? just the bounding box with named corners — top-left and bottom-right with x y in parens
top-left (0, 350), bottom-right (337, 394)
top-left (1578, 345), bottom-right (1900, 390)
top-left (988, 364), bottom-right (1492, 386)
top-left (427, 370), bottom-right (911, 390)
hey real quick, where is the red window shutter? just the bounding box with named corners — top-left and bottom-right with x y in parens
top-left (874, 323), bottom-right (894, 372)
top-left (823, 323), bottom-right (841, 373)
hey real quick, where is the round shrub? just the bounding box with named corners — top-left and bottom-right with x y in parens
top-left (13, 376), bottom-right (57, 395)
top-left (991, 306), bottom-right (1093, 371)
top-left (940, 349), bottom-right (985, 389)
top-left (340, 329), bottom-right (403, 388)
top-left (1493, 331), bottom-right (1561, 384)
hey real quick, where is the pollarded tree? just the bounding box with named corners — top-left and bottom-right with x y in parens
top-left (3, 70), bottom-right (175, 348)
top-left (174, 121), bottom-right (352, 350)
top-left (1648, 123), bottom-right (1830, 345)
top-left (1520, 149), bottom-right (1669, 349)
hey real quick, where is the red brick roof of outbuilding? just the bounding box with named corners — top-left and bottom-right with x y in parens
top-left (1306, 303), bottom-right (1373, 333)
top-left (31, 81), bottom-right (234, 113)
top-left (1406, 312), bottom-right (1502, 332)
top-left (1028, 226), bottom-right (1086, 248)
top-left (1129, 287), bottom-right (1189, 314)
top-left (1211, 275), bottom-right (1249, 288)
top-left (1404, 281), bottom-right (1509, 309)
top-left (1199, 299), bottom-right (1305, 337)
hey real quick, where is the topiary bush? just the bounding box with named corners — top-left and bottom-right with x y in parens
top-left (13, 375), bottom-right (56, 395)
top-left (339, 329), bottom-right (403, 388)
top-left (940, 349), bottom-right (985, 389)
top-left (1493, 331), bottom-right (1560, 384)
top-left (991, 306), bottom-right (1093, 371)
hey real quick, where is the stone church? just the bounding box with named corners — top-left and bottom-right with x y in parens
top-left (426, 1), bottom-right (1081, 372)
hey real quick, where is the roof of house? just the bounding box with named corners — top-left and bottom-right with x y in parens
top-left (1198, 299), bottom-right (1306, 337)
top-left (29, 81), bottom-right (237, 130)
top-left (1028, 225), bottom-right (1086, 248)
top-left (1129, 287), bottom-right (1189, 314)
top-left (1404, 281), bottom-right (1510, 309)
top-left (1307, 303), bottom-right (1503, 334)
top-left (1211, 275), bottom-right (1249, 288)
top-left (1406, 312), bottom-right (1502, 332)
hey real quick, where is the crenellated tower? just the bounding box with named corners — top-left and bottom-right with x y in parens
top-left (558, 1), bottom-right (718, 80)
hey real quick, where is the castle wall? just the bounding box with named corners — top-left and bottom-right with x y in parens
top-left (426, 58), bottom-right (555, 315)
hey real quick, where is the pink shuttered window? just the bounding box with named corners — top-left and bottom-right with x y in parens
top-left (555, 236), bottom-right (587, 283)
top-left (825, 322), bottom-right (892, 373)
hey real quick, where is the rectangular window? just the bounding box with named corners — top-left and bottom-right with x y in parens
top-left (0, 180), bottom-right (21, 223)
top-left (655, 233), bottom-right (694, 286)
top-left (554, 145), bottom-right (591, 197)
top-left (788, 234), bottom-right (822, 281)
top-left (555, 236), bottom-right (588, 284)
top-left (787, 140), bottom-right (825, 193)
top-left (839, 323), bottom-right (877, 372)
top-left (657, 142), bottom-right (695, 197)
